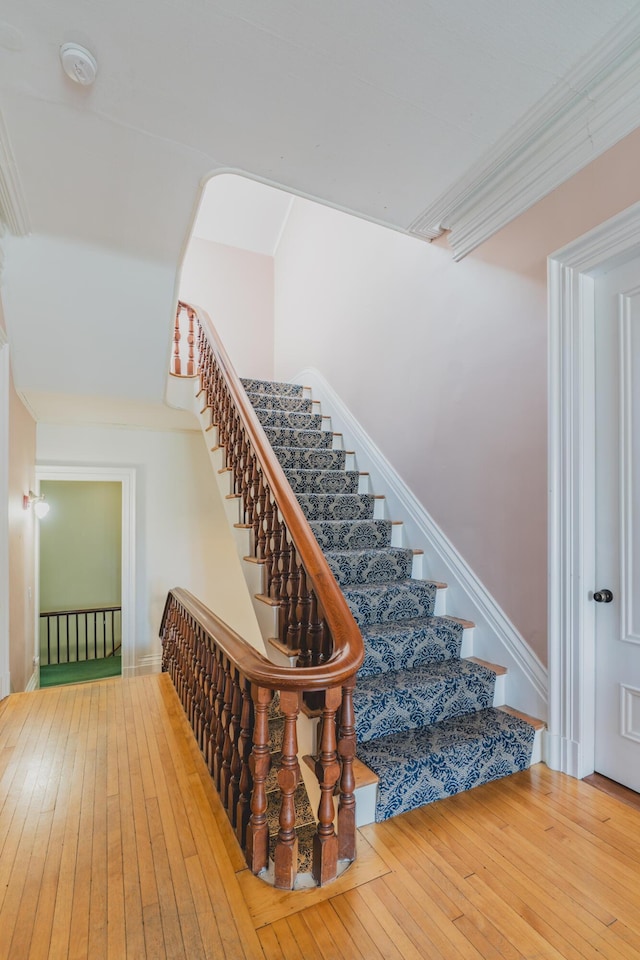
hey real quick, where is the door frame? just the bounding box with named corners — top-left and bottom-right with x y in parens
top-left (35, 465), bottom-right (136, 679)
top-left (0, 329), bottom-right (10, 699)
top-left (548, 199), bottom-right (640, 779)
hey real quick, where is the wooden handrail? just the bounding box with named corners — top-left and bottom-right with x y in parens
top-left (179, 300), bottom-right (364, 683)
top-left (162, 587), bottom-right (358, 691)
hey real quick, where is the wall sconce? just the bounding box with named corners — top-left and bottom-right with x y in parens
top-left (23, 491), bottom-right (50, 519)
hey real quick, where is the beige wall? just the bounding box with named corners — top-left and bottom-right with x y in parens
top-left (36, 423), bottom-right (264, 669)
top-left (180, 237), bottom-right (274, 381)
top-left (274, 127), bottom-right (640, 666)
top-left (8, 363), bottom-right (37, 692)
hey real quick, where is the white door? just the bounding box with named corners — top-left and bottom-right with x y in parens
top-left (594, 255), bottom-right (640, 792)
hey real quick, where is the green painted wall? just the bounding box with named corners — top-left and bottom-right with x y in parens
top-left (39, 480), bottom-right (121, 611)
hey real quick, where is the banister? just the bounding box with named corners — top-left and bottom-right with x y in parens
top-left (162, 587), bottom-right (358, 690)
top-left (166, 302), bottom-right (365, 888)
top-left (178, 300), bottom-right (364, 682)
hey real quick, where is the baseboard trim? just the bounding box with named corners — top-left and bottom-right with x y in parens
top-left (123, 654), bottom-right (163, 678)
top-left (24, 670), bottom-right (38, 693)
top-left (294, 367), bottom-right (548, 719)
top-left (0, 671), bottom-right (11, 699)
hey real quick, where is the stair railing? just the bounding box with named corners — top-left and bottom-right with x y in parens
top-left (163, 301), bottom-right (364, 889)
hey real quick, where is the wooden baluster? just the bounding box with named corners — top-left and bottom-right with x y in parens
top-left (296, 566), bottom-right (312, 667)
top-left (278, 527), bottom-right (291, 645)
top-left (201, 641), bottom-right (213, 761)
top-left (274, 690), bottom-right (300, 889)
top-left (246, 453), bottom-right (258, 533)
top-left (186, 306), bottom-right (196, 376)
top-left (256, 473), bottom-right (267, 560)
top-left (269, 512), bottom-right (283, 602)
top-left (307, 590), bottom-right (323, 666)
top-left (286, 545), bottom-right (302, 652)
top-left (246, 685), bottom-right (273, 875)
top-left (236, 677), bottom-right (254, 847)
top-left (172, 304), bottom-right (182, 375)
top-left (227, 668), bottom-right (243, 825)
top-left (337, 679), bottom-right (357, 861)
top-left (220, 659), bottom-right (234, 809)
top-left (213, 650), bottom-right (226, 791)
top-left (312, 687), bottom-right (341, 886)
top-left (208, 650), bottom-right (220, 775)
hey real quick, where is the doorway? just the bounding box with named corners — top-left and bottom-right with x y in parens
top-left (38, 480), bottom-right (123, 686)
top-left (548, 200), bottom-right (640, 785)
top-left (35, 465), bottom-right (136, 684)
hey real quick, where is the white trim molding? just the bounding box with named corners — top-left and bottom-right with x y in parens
top-left (35, 465), bottom-right (136, 678)
top-left (294, 367), bottom-right (548, 721)
top-left (548, 199), bottom-right (640, 779)
top-left (0, 108), bottom-right (30, 237)
top-left (0, 336), bottom-right (10, 700)
top-left (410, 8), bottom-right (640, 260)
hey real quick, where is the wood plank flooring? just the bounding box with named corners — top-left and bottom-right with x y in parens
top-left (2, 674), bottom-right (640, 959)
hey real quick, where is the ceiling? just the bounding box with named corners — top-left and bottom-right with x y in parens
top-left (1, 1), bottom-right (640, 418)
top-left (192, 176), bottom-right (294, 256)
top-left (1, 0), bottom-right (639, 254)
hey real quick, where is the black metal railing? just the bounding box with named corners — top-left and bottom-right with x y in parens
top-left (39, 606), bottom-right (122, 665)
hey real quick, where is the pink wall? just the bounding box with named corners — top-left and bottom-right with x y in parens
top-left (6, 339), bottom-right (37, 692)
top-left (273, 128), bottom-right (640, 665)
top-left (180, 237), bottom-right (274, 381)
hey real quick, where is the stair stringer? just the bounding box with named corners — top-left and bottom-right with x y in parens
top-left (288, 367), bottom-right (548, 730)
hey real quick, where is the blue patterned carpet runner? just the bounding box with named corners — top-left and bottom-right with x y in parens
top-left (243, 378), bottom-right (535, 821)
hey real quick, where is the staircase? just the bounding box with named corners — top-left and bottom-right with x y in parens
top-left (242, 376), bottom-right (540, 823)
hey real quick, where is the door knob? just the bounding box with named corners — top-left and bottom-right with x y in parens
top-left (593, 589), bottom-right (614, 603)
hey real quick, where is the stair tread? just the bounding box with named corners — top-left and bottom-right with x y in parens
top-left (357, 707), bottom-right (536, 820)
top-left (498, 704), bottom-right (546, 730)
top-left (354, 660), bottom-right (497, 742)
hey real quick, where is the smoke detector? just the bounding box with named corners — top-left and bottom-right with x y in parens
top-left (60, 43), bottom-right (98, 86)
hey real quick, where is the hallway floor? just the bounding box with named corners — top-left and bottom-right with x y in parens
top-left (1, 675), bottom-right (639, 959)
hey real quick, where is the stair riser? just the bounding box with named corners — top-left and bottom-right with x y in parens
top-left (358, 619), bottom-right (465, 678)
top-left (326, 548), bottom-right (414, 586)
top-left (308, 520), bottom-right (393, 551)
top-left (255, 410), bottom-right (323, 431)
top-left (298, 494), bottom-right (376, 522)
top-left (285, 470), bottom-right (360, 495)
top-left (265, 428), bottom-right (334, 450)
top-left (274, 448), bottom-right (348, 471)
top-left (242, 378), bottom-right (304, 398)
top-left (344, 581), bottom-right (438, 627)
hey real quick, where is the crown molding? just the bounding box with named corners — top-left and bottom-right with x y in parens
top-left (0, 109), bottom-right (30, 236)
top-left (409, 7), bottom-right (640, 260)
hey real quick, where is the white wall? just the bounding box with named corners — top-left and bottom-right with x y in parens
top-left (36, 423), bottom-right (263, 670)
top-left (3, 234), bottom-right (177, 402)
top-left (273, 127), bottom-right (640, 668)
top-left (274, 197), bottom-right (548, 662)
top-left (180, 237), bottom-right (274, 380)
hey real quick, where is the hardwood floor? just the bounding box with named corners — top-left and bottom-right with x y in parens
top-left (2, 675), bottom-right (640, 959)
